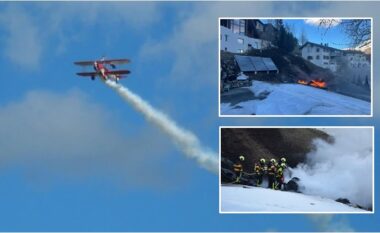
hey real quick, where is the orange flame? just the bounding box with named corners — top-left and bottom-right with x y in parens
top-left (309, 79), bottom-right (326, 88)
top-left (297, 80), bottom-right (308, 85)
top-left (298, 79), bottom-right (326, 89)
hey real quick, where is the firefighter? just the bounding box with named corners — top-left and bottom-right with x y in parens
top-left (280, 157), bottom-right (287, 168)
top-left (233, 155), bottom-right (245, 183)
top-left (276, 163), bottom-right (287, 190)
top-left (267, 159), bottom-right (277, 189)
top-left (254, 158), bottom-right (266, 186)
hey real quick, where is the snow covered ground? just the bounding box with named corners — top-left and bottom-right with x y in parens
top-left (220, 81), bottom-right (371, 115)
top-left (221, 185), bottom-right (369, 213)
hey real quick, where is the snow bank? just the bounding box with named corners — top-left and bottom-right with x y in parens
top-left (221, 185), bottom-right (368, 213)
top-left (221, 81), bottom-right (370, 115)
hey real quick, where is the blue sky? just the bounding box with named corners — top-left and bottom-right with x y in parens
top-left (0, 1), bottom-right (378, 232)
top-left (282, 19), bottom-right (353, 49)
top-left (260, 19), bottom-right (364, 49)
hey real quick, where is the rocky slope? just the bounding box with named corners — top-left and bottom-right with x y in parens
top-left (221, 128), bottom-right (332, 170)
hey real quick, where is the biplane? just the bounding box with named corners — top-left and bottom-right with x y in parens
top-left (74, 58), bottom-right (131, 82)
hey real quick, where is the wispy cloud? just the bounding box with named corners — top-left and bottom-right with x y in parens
top-left (0, 5), bottom-right (42, 70)
top-left (39, 2), bottom-right (162, 32)
top-left (0, 2), bottom-right (162, 70)
top-left (308, 215), bottom-right (354, 232)
top-left (0, 89), bottom-right (180, 187)
top-left (305, 18), bottom-right (342, 28)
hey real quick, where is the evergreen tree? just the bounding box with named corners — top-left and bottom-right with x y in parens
top-left (274, 20), bottom-right (299, 53)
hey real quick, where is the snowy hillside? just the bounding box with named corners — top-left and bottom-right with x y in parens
top-left (221, 185), bottom-right (369, 213)
top-left (220, 81), bottom-right (370, 115)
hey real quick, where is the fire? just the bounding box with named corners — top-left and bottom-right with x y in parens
top-left (309, 79), bottom-right (326, 88)
top-left (297, 80), bottom-right (308, 85)
top-left (297, 79), bottom-right (327, 89)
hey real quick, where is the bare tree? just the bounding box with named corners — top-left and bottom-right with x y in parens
top-left (318, 19), bottom-right (371, 47)
top-left (341, 19), bottom-right (371, 46)
top-left (299, 27), bottom-right (308, 45)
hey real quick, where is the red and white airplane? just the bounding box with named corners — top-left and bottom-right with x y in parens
top-left (74, 58), bottom-right (131, 82)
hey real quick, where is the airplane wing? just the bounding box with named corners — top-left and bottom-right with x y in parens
top-left (74, 61), bottom-right (95, 66)
top-left (102, 59), bottom-right (131, 65)
top-left (107, 70), bottom-right (131, 76)
top-left (76, 71), bottom-right (99, 77)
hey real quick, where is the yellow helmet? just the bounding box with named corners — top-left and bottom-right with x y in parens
top-left (260, 158), bottom-right (266, 164)
top-left (281, 157), bottom-right (287, 163)
top-left (281, 163), bottom-right (287, 168)
top-left (239, 155), bottom-right (245, 161)
top-left (270, 158), bottom-right (276, 164)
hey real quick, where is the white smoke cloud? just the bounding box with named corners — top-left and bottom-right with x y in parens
top-left (289, 128), bottom-right (373, 208)
top-left (104, 80), bottom-right (218, 174)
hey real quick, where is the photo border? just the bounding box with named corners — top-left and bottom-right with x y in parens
top-left (219, 126), bottom-right (375, 214)
top-left (218, 17), bottom-right (373, 117)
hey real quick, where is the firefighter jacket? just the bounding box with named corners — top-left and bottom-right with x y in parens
top-left (276, 167), bottom-right (284, 178)
top-left (267, 164), bottom-right (276, 176)
top-left (233, 163), bottom-right (243, 172)
top-left (254, 163), bottom-right (266, 175)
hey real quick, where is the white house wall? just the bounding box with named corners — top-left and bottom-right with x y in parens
top-left (301, 43), bottom-right (370, 87)
top-left (220, 26), bottom-right (271, 53)
top-left (301, 44), bottom-right (337, 72)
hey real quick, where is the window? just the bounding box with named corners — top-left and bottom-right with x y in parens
top-left (316, 48), bottom-right (320, 52)
top-left (316, 55), bottom-right (320, 60)
top-left (237, 38), bottom-right (244, 44)
top-left (237, 49), bottom-right (244, 53)
top-left (255, 21), bottom-right (264, 31)
top-left (224, 47), bottom-right (227, 51)
top-left (307, 56), bottom-right (313, 60)
top-left (324, 56), bottom-right (329, 60)
top-left (239, 20), bottom-right (245, 34)
top-left (225, 35), bottom-right (228, 41)
top-left (232, 19), bottom-right (245, 34)
top-left (232, 19), bottom-right (240, 34)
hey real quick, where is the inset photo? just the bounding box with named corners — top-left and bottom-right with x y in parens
top-left (219, 18), bottom-right (372, 116)
top-left (220, 127), bottom-right (374, 213)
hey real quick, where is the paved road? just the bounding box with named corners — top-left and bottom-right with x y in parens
top-left (221, 87), bottom-right (257, 106)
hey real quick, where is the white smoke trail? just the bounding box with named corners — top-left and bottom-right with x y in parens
top-left (104, 80), bottom-right (218, 174)
top-left (289, 128), bottom-right (373, 208)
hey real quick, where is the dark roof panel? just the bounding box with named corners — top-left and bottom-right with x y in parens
top-left (234, 55), bottom-right (278, 72)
